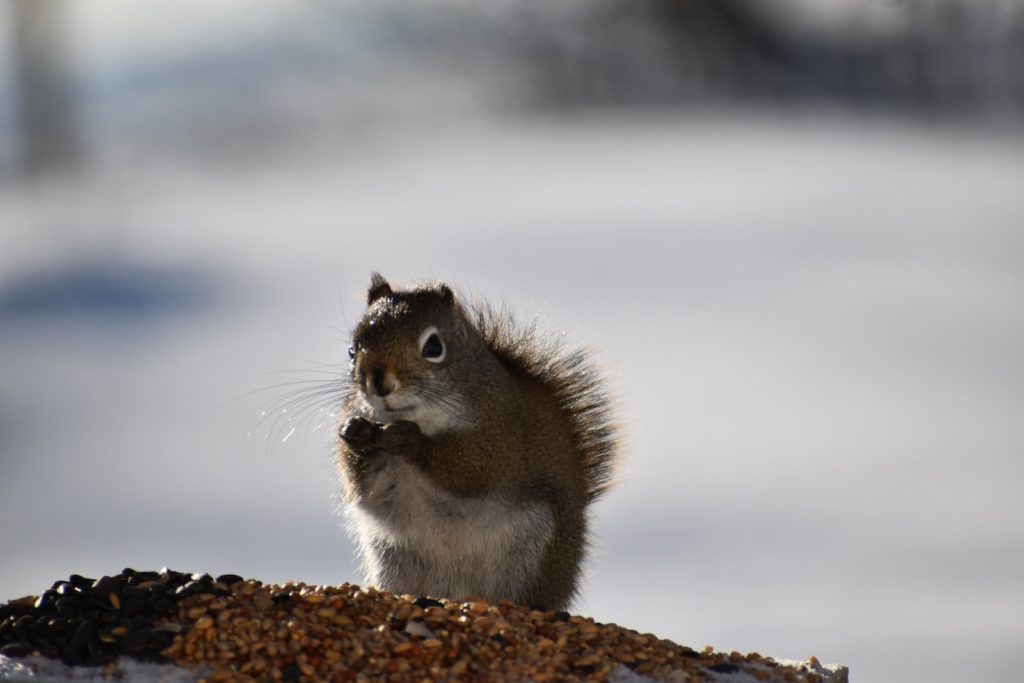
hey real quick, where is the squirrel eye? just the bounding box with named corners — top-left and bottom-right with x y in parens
top-left (347, 344), bottom-right (356, 361)
top-left (418, 326), bottom-right (446, 363)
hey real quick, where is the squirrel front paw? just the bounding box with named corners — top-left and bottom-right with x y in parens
top-left (378, 420), bottom-right (423, 454)
top-left (340, 417), bottom-right (423, 457)
top-left (340, 416), bottom-right (379, 454)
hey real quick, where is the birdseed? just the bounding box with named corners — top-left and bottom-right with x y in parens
top-left (0, 570), bottom-right (848, 682)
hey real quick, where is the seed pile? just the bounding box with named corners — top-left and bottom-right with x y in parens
top-left (2, 570), bottom-right (847, 682)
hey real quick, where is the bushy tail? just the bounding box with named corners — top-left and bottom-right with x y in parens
top-left (471, 301), bottom-right (619, 503)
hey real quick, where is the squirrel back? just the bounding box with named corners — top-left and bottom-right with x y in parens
top-left (337, 274), bottom-right (619, 609)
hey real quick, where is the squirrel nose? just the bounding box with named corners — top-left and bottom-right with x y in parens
top-left (370, 366), bottom-right (394, 397)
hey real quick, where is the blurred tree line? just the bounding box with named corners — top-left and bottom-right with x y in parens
top-left (6, 0), bottom-right (1022, 178)
top-left (528, 0), bottom-right (1024, 110)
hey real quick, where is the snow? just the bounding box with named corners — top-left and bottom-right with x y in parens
top-left (0, 657), bottom-right (846, 682)
top-left (0, 656), bottom-right (197, 683)
top-left (4, 113), bottom-right (1019, 683)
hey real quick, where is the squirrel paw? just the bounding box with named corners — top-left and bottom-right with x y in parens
top-left (341, 417), bottom-right (422, 457)
top-left (378, 420), bottom-right (423, 454)
top-left (340, 416), bottom-right (379, 453)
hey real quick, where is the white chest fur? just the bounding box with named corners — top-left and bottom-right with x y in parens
top-left (345, 455), bottom-right (554, 604)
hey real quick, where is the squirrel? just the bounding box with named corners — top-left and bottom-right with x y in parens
top-left (336, 273), bottom-right (619, 610)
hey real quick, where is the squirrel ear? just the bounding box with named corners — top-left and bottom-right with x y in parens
top-left (367, 272), bottom-right (392, 305)
top-left (437, 283), bottom-right (454, 304)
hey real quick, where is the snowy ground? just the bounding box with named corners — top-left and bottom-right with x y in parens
top-left (2, 113), bottom-right (1022, 683)
top-left (0, 654), bottom-right (846, 683)
top-left (0, 656), bottom-right (196, 683)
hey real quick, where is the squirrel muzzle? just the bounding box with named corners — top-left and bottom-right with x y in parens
top-left (368, 365), bottom-right (397, 398)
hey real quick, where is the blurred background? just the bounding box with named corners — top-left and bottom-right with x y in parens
top-left (1, 1), bottom-right (1023, 681)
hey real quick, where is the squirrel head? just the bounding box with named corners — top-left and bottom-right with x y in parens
top-left (348, 273), bottom-right (478, 436)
